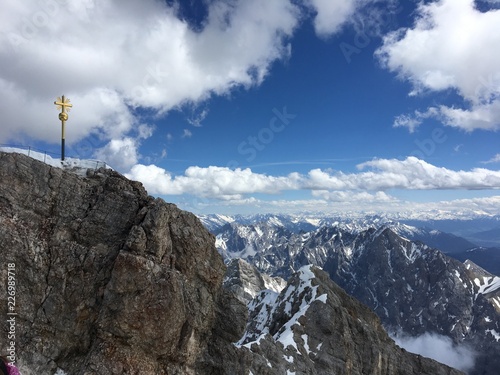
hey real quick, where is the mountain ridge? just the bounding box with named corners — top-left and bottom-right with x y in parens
top-left (212, 217), bottom-right (500, 374)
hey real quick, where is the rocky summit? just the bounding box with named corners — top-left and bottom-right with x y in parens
top-left (0, 152), bottom-right (464, 374)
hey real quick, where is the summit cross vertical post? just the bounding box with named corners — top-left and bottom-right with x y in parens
top-left (54, 95), bottom-right (73, 161)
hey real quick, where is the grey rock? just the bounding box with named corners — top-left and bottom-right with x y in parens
top-left (223, 258), bottom-right (286, 304)
top-left (0, 152), bottom-right (223, 374)
top-left (236, 266), bottom-right (464, 375)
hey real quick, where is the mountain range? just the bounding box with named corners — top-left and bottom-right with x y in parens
top-left (203, 213), bottom-right (500, 374)
top-left (199, 213), bottom-right (500, 273)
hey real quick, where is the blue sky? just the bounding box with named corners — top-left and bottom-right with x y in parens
top-left (1, 0), bottom-right (500, 216)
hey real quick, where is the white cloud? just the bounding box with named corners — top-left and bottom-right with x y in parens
top-left (137, 124), bottom-right (155, 140)
top-left (0, 0), bottom-right (300, 147)
top-left (427, 195), bottom-right (500, 215)
top-left (306, 0), bottom-right (358, 36)
top-left (309, 157), bottom-right (500, 191)
top-left (393, 114), bottom-right (423, 134)
top-left (187, 108), bottom-right (209, 127)
top-left (125, 164), bottom-right (302, 199)
top-left (125, 157), bottom-right (500, 202)
top-left (312, 190), bottom-right (397, 203)
top-left (182, 129), bottom-right (193, 139)
top-left (392, 332), bottom-right (476, 373)
top-left (439, 101), bottom-right (500, 131)
top-left (393, 108), bottom-right (439, 133)
top-left (377, 0), bottom-right (500, 131)
top-left (183, 194), bottom-right (500, 217)
top-left (94, 137), bottom-right (140, 171)
top-left (306, 0), bottom-right (397, 38)
top-left (482, 153), bottom-right (500, 164)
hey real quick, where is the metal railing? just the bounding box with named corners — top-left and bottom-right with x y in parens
top-left (0, 144), bottom-right (108, 170)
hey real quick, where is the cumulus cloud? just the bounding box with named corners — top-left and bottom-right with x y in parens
top-left (482, 153), bottom-right (500, 164)
top-left (360, 157), bottom-right (500, 189)
top-left (393, 108), bottom-right (439, 133)
top-left (306, 0), bottom-right (359, 36)
top-left (392, 332), bottom-right (476, 373)
top-left (181, 129), bottom-right (193, 139)
top-left (94, 137), bottom-right (140, 172)
top-left (182, 194), bottom-right (500, 216)
top-left (125, 157), bottom-right (500, 201)
top-left (0, 0), bottom-right (300, 162)
top-left (425, 196), bottom-right (500, 216)
top-left (377, 0), bottom-right (500, 131)
top-left (187, 108), bottom-right (209, 127)
top-left (308, 157), bottom-right (500, 191)
top-left (125, 164), bottom-right (302, 199)
top-left (306, 0), bottom-right (397, 38)
top-left (312, 190), bottom-right (397, 203)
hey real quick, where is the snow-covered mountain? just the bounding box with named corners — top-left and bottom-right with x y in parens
top-left (199, 213), bottom-right (320, 234)
top-left (202, 212), bottom-right (499, 272)
top-left (200, 212), bottom-right (500, 238)
top-left (206, 215), bottom-right (500, 374)
top-left (227, 265), bottom-right (464, 375)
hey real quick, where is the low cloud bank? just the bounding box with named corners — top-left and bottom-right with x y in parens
top-left (391, 332), bottom-right (476, 373)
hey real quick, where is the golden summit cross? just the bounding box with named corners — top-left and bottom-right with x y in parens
top-left (54, 95), bottom-right (73, 161)
top-left (54, 95), bottom-right (72, 113)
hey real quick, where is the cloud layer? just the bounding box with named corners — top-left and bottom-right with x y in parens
top-left (126, 157), bottom-right (500, 199)
top-left (124, 156), bottom-right (500, 214)
top-left (392, 332), bottom-right (476, 373)
top-left (377, 0), bottom-right (500, 131)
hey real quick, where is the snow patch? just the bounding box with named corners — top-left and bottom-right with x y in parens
top-left (254, 226), bottom-right (263, 237)
top-left (492, 297), bottom-right (500, 310)
top-left (305, 218), bottom-right (321, 226)
top-left (401, 242), bottom-right (422, 262)
top-left (301, 334), bottom-right (311, 355)
top-left (263, 275), bottom-right (287, 294)
top-left (236, 265), bottom-right (327, 355)
top-left (454, 270), bottom-right (468, 289)
top-left (272, 266), bottom-right (328, 352)
top-left (486, 329), bottom-right (500, 342)
top-left (474, 276), bottom-right (500, 297)
top-left (1, 147), bottom-right (109, 175)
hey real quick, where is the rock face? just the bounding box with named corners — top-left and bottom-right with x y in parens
top-left (223, 259), bottom-right (287, 304)
top-left (0, 152), bottom-right (464, 375)
top-left (0, 152), bottom-right (224, 374)
top-left (230, 265), bottom-right (463, 375)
